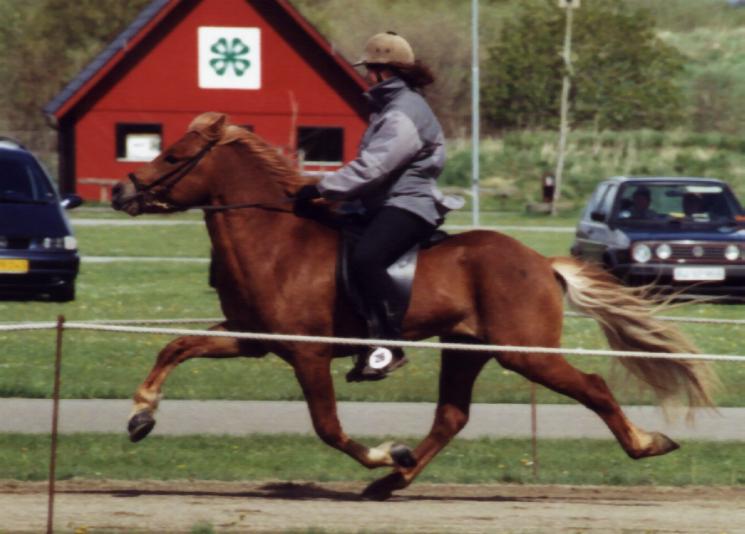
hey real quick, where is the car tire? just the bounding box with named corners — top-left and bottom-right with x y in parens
top-left (50, 282), bottom-right (75, 302)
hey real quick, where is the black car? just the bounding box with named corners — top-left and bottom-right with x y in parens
top-left (571, 176), bottom-right (745, 295)
top-left (0, 138), bottom-right (82, 301)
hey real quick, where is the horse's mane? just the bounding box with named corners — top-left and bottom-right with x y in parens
top-left (188, 112), bottom-right (310, 194)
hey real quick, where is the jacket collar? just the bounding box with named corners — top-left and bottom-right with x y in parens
top-left (364, 76), bottom-right (408, 110)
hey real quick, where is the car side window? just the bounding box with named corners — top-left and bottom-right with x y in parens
top-left (599, 185), bottom-right (618, 218)
top-left (583, 184), bottom-right (609, 220)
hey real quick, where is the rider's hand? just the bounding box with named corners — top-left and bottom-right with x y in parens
top-left (294, 184), bottom-right (321, 203)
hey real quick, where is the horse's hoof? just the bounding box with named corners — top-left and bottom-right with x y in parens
top-left (390, 443), bottom-right (417, 469)
top-left (650, 432), bottom-right (680, 456)
top-left (128, 411), bottom-right (156, 443)
top-left (628, 432), bottom-right (680, 459)
top-left (361, 472), bottom-right (406, 501)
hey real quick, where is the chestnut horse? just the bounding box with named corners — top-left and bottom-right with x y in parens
top-left (112, 112), bottom-right (717, 500)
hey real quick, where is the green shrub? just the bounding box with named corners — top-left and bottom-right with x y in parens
top-left (442, 129), bottom-right (745, 208)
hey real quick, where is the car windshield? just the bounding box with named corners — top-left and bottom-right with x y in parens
top-left (0, 152), bottom-right (57, 203)
top-left (612, 182), bottom-right (743, 227)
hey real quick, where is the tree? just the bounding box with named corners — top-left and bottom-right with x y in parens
top-left (0, 0), bottom-right (150, 131)
top-left (481, 0), bottom-right (686, 131)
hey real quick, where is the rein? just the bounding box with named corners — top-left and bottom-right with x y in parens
top-left (193, 199), bottom-right (295, 213)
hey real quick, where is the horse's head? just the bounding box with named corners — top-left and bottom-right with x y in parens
top-left (111, 112), bottom-right (228, 215)
top-left (112, 111), bottom-right (309, 216)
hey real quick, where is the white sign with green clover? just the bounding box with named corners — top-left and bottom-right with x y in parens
top-left (198, 27), bottom-right (261, 89)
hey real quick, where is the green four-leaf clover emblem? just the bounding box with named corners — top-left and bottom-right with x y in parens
top-left (209, 37), bottom-right (251, 76)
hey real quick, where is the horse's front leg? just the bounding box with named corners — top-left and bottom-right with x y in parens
top-left (292, 348), bottom-right (416, 470)
top-left (128, 323), bottom-right (266, 442)
top-left (363, 347), bottom-right (490, 500)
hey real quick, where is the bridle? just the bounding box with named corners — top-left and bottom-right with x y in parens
top-left (127, 138), bottom-right (217, 205)
top-left (127, 138), bottom-right (294, 214)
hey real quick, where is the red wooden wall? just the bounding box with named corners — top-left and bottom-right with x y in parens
top-left (65, 0), bottom-right (366, 200)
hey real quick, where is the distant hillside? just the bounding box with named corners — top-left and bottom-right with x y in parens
top-left (626, 0), bottom-right (745, 30)
top-left (3, 0), bottom-right (745, 207)
top-left (442, 129), bottom-right (745, 210)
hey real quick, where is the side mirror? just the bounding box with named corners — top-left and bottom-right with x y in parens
top-left (61, 194), bottom-right (83, 210)
top-left (590, 210), bottom-right (606, 222)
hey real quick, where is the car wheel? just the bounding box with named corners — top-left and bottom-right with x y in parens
top-left (50, 282), bottom-right (75, 302)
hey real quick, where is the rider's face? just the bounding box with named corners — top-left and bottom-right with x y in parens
top-left (364, 66), bottom-right (381, 85)
top-left (364, 66), bottom-right (394, 86)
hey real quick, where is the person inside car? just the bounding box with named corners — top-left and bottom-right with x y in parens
top-left (683, 192), bottom-right (707, 219)
top-left (628, 187), bottom-right (658, 219)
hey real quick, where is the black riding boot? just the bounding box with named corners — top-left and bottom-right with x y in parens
top-left (345, 299), bottom-right (408, 382)
top-left (345, 207), bottom-right (434, 382)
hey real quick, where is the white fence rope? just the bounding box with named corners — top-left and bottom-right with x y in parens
top-left (11, 321), bottom-right (744, 363)
top-left (0, 322), bottom-right (58, 332)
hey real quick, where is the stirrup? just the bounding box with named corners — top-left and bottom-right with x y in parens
top-left (346, 346), bottom-right (408, 383)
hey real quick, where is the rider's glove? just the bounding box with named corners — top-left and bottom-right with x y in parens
top-left (294, 184), bottom-right (321, 203)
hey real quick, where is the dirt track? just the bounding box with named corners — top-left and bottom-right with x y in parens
top-left (2, 480), bottom-right (745, 533)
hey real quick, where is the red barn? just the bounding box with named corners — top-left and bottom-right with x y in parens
top-left (44, 0), bottom-right (368, 201)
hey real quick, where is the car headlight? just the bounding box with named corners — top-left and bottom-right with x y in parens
top-left (724, 244), bottom-right (740, 261)
top-left (41, 236), bottom-right (77, 250)
top-left (631, 243), bottom-right (652, 263)
top-left (655, 244), bottom-right (672, 260)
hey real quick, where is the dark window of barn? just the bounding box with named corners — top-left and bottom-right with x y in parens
top-left (116, 123), bottom-right (162, 161)
top-left (297, 127), bottom-right (343, 164)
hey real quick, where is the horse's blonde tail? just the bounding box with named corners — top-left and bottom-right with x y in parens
top-left (550, 257), bottom-right (718, 414)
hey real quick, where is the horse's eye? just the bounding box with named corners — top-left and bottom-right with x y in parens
top-left (164, 155), bottom-right (178, 164)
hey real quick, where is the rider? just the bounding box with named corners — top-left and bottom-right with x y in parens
top-left (293, 32), bottom-right (461, 381)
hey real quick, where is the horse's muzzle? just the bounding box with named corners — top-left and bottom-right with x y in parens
top-left (111, 181), bottom-right (140, 215)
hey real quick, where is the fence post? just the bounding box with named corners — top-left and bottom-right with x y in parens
top-left (47, 315), bottom-right (65, 534)
top-left (531, 383), bottom-right (539, 478)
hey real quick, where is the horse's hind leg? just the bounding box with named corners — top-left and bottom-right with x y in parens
top-left (495, 350), bottom-right (679, 459)
top-left (128, 323), bottom-right (265, 442)
top-left (363, 346), bottom-right (490, 500)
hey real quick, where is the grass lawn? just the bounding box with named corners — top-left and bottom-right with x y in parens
top-left (1, 210), bottom-right (743, 405)
top-left (2, 433), bottom-right (744, 487)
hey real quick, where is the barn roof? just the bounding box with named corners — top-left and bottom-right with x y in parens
top-left (43, 0), bottom-right (366, 121)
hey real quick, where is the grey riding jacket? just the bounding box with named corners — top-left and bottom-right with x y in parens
top-left (317, 76), bottom-right (462, 226)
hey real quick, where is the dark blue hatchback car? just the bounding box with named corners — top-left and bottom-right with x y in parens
top-left (0, 138), bottom-right (82, 301)
top-left (571, 176), bottom-right (745, 296)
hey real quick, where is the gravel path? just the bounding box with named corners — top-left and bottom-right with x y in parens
top-left (3, 480), bottom-right (744, 533)
top-left (1, 399), bottom-right (739, 440)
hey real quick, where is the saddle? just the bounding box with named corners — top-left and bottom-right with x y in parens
top-left (337, 219), bottom-right (449, 338)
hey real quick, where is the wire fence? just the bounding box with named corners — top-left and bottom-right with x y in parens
top-left (10, 311), bottom-right (742, 532)
top-left (3, 316), bottom-right (745, 363)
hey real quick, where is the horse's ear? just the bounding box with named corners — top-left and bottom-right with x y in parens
top-left (204, 113), bottom-right (227, 140)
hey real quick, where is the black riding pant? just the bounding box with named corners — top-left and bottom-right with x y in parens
top-left (351, 206), bottom-right (436, 338)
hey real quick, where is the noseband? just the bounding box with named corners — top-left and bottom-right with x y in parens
top-left (127, 138), bottom-right (218, 206)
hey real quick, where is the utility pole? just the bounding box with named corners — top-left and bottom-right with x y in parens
top-left (551, 0), bottom-right (579, 216)
top-left (471, 0), bottom-right (480, 226)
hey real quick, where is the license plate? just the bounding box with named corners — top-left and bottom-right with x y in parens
top-left (673, 266), bottom-right (725, 281)
top-left (0, 259), bottom-right (29, 273)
